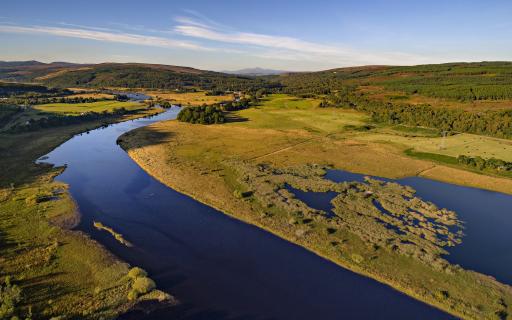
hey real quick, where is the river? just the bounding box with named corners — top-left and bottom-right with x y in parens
top-left (39, 108), bottom-right (452, 319)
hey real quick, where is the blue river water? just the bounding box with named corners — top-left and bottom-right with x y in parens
top-left (40, 108), bottom-right (453, 319)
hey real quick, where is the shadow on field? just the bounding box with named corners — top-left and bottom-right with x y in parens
top-left (22, 273), bottom-right (74, 304)
top-left (117, 127), bottom-right (176, 151)
top-left (224, 114), bottom-right (248, 123)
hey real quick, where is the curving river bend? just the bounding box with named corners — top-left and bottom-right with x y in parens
top-left (40, 108), bottom-right (454, 319)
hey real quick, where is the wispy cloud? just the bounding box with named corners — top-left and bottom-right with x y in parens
top-left (0, 24), bottom-right (212, 51)
top-left (175, 20), bottom-right (343, 56)
top-left (0, 17), bottom-right (438, 68)
top-left (174, 15), bottom-right (434, 66)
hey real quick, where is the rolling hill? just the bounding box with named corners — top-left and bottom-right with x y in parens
top-left (0, 61), bottom-right (272, 92)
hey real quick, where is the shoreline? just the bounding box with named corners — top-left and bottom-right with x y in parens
top-left (46, 109), bottom-right (178, 317)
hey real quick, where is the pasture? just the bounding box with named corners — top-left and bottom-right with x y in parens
top-left (232, 94), bottom-right (369, 133)
top-left (34, 100), bottom-right (145, 115)
top-left (355, 131), bottom-right (512, 162)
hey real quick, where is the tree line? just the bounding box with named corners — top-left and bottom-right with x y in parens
top-left (320, 88), bottom-right (512, 138)
top-left (457, 155), bottom-right (512, 172)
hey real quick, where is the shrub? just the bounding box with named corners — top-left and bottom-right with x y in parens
top-left (233, 190), bottom-right (243, 199)
top-left (132, 277), bottom-right (156, 295)
top-left (127, 290), bottom-right (138, 301)
top-left (0, 277), bottom-right (22, 319)
top-left (350, 253), bottom-right (364, 264)
top-left (233, 189), bottom-right (252, 199)
top-left (127, 267), bottom-right (147, 279)
top-left (434, 290), bottom-right (450, 301)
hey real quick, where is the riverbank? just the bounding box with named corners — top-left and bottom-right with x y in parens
top-left (120, 95), bottom-right (512, 319)
top-left (0, 108), bottom-right (175, 319)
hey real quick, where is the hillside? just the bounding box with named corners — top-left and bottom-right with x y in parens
top-left (278, 62), bottom-right (512, 103)
top-left (0, 61), bottom-right (274, 92)
top-left (0, 61), bottom-right (86, 82)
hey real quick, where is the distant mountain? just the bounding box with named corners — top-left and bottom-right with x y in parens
top-left (223, 67), bottom-right (289, 76)
top-left (0, 60), bottom-right (45, 68)
top-left (0, 61), bottom-right (87, 82)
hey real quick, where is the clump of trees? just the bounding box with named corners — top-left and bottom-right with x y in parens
top-left (220, 97), bottom-right (253, 111)
top-left (177, 105), bottom-right (225, 124)
top-left (126, 267), bottom-right (156, 301)
top-left (457, 155), bottom-right (512, 172)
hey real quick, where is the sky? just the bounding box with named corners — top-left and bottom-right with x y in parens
top-left (1, 0), bottom-right (512, 71)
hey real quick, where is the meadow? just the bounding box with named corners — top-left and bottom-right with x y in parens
top-left (121, 94), bottom-right (512, 319)
top-left (356, 131), bottom-right (512, 162)
top-left (34, 100), bottom-right (145, 115)
top-left (143, 90), bottom-right (233, 106)
top-left (231, 94), bottom-right (367, 132)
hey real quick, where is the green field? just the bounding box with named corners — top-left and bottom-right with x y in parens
top-left (355, 131), bottom-right (512, 162)
top-left (231, 94), bottom-right (369, 133)
top-left (34, 100), bottom-right (145, 115)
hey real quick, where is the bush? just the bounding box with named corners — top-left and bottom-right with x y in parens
top-left (132, 277), bottom-right (156, 295)
top-left (127, 290), bottom-right (138, 301)
top-left (233, 190), bottom-right (243, 199)
top-left (350, 253), bottom-right (364, 264)
top-left (0, 277), bottom-right (22, 319)
top-left (127, 267), bottom-right (147, 279)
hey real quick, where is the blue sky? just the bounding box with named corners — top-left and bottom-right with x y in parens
top-left (1, 0), bottom-right (512, 71)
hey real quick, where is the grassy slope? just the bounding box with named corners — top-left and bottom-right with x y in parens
top-left (0, 109), bottom-right (169, 319)
top-left (120, 94), bottom-right (512, 319)
top-left (33, 100), bottom-right (144, 115)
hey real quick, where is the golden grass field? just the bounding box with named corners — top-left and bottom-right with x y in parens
top-left (355, 131), bottom-right (512, 162)
top-left (34, 100), bottom-right (145, 115)
top-left (65, 92), bottom-right (115, 99)
top-left (143, 90), bottom-right (233, 106)
top-left (120, 94), bottom-right (512, 319)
